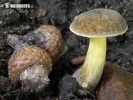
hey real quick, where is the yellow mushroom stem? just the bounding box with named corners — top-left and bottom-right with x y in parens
top-left (73, 37), bottom-right (106, 91)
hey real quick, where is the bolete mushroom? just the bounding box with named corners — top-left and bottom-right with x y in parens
top-left (69, 8), bottom-right (128, 91)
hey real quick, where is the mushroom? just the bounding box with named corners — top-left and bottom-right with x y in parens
top-left (69, 8), bottom-right (128, 91)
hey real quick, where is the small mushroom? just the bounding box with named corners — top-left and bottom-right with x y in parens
top-left (70, 8), bottom-right (128, 91)
top-left (8, 45), bottom-right (52, 92)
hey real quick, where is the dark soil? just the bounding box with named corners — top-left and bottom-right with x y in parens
top-left (0, 0), bottom-right (133, 100)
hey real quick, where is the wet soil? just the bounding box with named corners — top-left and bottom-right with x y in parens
top-left (0, 0), bottom-right (133, 100)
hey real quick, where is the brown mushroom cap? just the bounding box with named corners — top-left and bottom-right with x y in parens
top-left (70, 8), bottom-right (128, 37)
